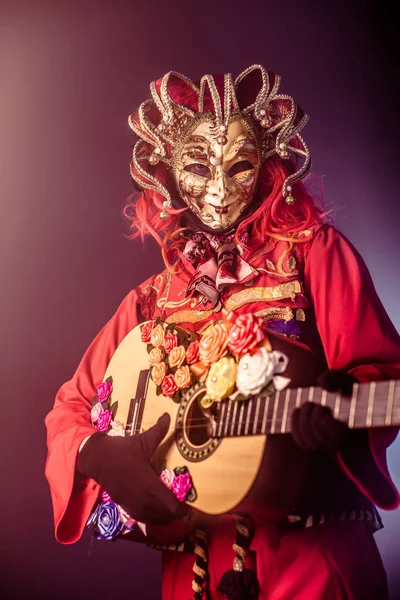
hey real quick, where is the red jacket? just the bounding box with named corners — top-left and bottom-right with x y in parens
top-left (45, 225), bottom-right (400, 543)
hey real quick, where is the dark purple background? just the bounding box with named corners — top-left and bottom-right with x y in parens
top-left (1, 1), bottom-right (399, 598)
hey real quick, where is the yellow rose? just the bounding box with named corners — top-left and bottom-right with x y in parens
top-left (151, 362), bottom-right (167, 386)
top-left (174, 365), bottom-right (192, 389)
top-left (148, 347), bottom-right (164, 366)
top-left (150, 324), bottom-right (165, 348)
top-left (169, 345), bottom-right (186, 368)
top-left (205, 357), bottom-right (237, 402)
top-left (199, 322), bottom-right (229, 366)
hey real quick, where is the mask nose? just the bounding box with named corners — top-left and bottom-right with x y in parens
top-left (208, 167), bottom-right (231, 203)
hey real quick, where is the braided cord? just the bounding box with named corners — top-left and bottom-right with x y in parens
top-left (191, 529), bottom-right (209, 600)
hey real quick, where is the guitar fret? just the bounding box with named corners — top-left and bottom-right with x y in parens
top-left (253, 396), bottom-right (261, 435)
top-left (271, 391), bottom-right (279, 433)
top-left (244, 399), bottom-right (253, 435)
top-left (218, 402), bottom-right (227, 437)
top-left (281, 388), bottom-right (291, 433)
top-left (230, 401), bottom-right (238, 437)
top-left (321, 389), bottom-right (327, 407)
top-left (349, 383), bottom-right (358, 428)
top-left (386, 380), bottom-right (396, 426)
top-left (334, 392), bottom-right (341, 420)
top-left (296, 387), bottom-right (302, 408)
top-left (261, 395), bottom-right (270, 434)
top-left (237, 401), bottom-right (245, 436)
top-left (224, 401), bottom-right (233, 437)
top-left (308, 387), bottom-right (314, 402)
top-left (366, 381), bottom-right (376, 428)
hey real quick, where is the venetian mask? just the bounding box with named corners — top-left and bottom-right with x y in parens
top-left (172, 117), bottom-right (261, 231)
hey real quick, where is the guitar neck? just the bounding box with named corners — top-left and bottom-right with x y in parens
top-left (213, 380), bottom-right (400, 438)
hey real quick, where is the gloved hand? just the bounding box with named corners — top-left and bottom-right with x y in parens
top-left (291, 370), bottom-right (357, 452)
top-left (77, 413), bottom-right (188, 526)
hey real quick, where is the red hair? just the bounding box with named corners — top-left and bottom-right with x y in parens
top-left (123, 157), bottom-right (327, 271)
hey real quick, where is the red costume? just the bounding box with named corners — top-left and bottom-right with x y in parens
top-left (45, 66), bottom-right (400, 599)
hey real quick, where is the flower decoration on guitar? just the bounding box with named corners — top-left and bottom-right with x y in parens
top-left (141, 310), bottom-right (291, 408)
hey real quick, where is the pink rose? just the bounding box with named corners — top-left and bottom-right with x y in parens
top-left (101, 489), bottom-right (112, 503)
top-left (186, 341), bottom-right (200, 365)
top-left (171, 473), bottom-right (192, 502)
top-left (91, 402), bottom-right (103, 424)
top-left (97, 380), bottom-right (113, 403)
top-left (227, 313), bottom-right (265, 357)
top-left (161, 374), bottom-right (179, 398)
top-left (141, 320), bottom-right (156, 343)
top-left (164, 332), bottom-right (178, 354)
top-left (97, 410), bottom-right (112, 432)
top-left (160, 469), bottom-right (176, 489)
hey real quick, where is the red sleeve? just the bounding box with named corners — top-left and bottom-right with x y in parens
top-left (44, 287), bottom-right (143, 544)
top-left (304, 225), bottom-right (400, 510)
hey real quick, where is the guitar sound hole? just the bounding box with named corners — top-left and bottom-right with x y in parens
top-left (186, 399), bottom-right (210, 446)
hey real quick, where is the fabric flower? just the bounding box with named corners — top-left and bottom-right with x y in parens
top-left (150, 324), bottom-right (165, 348)
top-left (169, 345), bottom-right (186, 368)
top-left (148, 346), bottom-right (164, 366)
top-left (151, 362), bottom-right (167, 386)
top-left (96, 502), bottom-right (125, 540)
top-left (97, 410), bottom-right (112, 432)
top-left (164, 332), bottom-right (178, 354)
top-left (118, 506), bottom-right (137, 530)
top-left (97, 380), bottom-right (113, 403)
top-left (101, 489), bottom-right (112, 503)
top-left (227, 313), bottom-right (265, 357)
top-left (236, 348), bottom-right (290, 397)
top-left (91, 402), bottom-right (103, 424)
top-left (107, 420), bottom-right (125, 437)
top-left (171, 473), bottom-right (192, 502)
top-left (161, 374), bottom-right (179, 397)
top-left (174, 366), bottom-right (192, 389)
top-left (185, 340), bottom-right (200, 364)
top-left (141, 320), bottom-right (156, 343)
top-left (205, 357), bottom-right (237, 402)
top-left (199, 322), bottom-right (229, 366)
top-left (160, 468), bottom-right (176, 489)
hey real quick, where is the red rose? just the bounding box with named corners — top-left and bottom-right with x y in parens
top-left (141, 320), bottom-right (156, 343)
top-left (164, 332), bottom-right (178, 354)
top-left (186, 341), bottom-right (200, 364)
top-left (227, 313), bottom-right (265, 357)
top-left (161, 374), bottom-right (179, 398)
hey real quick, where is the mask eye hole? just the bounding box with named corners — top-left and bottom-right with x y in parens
top-left (184, 164), bottom-right (212, 178)
top-left (228, 160), bottom-right (254, 177)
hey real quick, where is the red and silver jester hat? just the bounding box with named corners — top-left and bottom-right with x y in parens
top-left (128, 64), bottom-right (311, 228)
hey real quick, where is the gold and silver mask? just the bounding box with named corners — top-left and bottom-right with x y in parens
top-left (128, 66), bottom-right (311, 226)
top-left (173, 117), bottom-right (261, 230)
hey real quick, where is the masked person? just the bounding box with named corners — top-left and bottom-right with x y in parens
top-left (45, 66), bottom-right (400, 600)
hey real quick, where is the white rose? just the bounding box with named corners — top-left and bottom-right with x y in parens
top-left (107, 420), bottom-right (125, 437)
top-left (236, 348), bottom-right (290, 397)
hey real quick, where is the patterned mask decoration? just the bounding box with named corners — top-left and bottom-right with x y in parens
top-left (128, 66), bottom-right (311, 225)
top-left (172, 117), bottom-right (260, 230)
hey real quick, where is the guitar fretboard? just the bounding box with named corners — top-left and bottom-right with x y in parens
top-left (213, 380), bottom-right (400, 438)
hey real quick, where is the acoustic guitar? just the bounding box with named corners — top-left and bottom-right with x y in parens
top-left (102, 321), bottom-right (400, 536)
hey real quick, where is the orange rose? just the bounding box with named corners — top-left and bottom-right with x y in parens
top-left (151, 362), bottom-right (167, 386)
top-left (169, 345), bottom-right (186, 368)
top-left (174, 366), bottom-right (192, 389)
top-left (148, 347), bottom-right (164, 366)
top-left (150, 324), bottom-right (165, 348)
top-left (199, 322), bottom-right (229, 366)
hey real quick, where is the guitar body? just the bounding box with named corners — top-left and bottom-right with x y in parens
top-left (104, 323), bottom-right (318, 537)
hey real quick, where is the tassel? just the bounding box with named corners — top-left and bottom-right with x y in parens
top-left (217, 519), bottom-right (259, 600)
top-left (218, 567), bottom-right (259, 600)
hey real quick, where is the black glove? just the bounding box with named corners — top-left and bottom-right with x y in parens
top-left (77, 413), bottom-right (188, 526)
top-left (291, 370), bottom-right (357, 452)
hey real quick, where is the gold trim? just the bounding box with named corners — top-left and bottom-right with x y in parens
top-left (224, 282), bottom-right (301, 311)
top-left (165, 302), bottom-right (222, 325)
top-left (254, 307), bottom-right (294, 322)
top-left (156, 271), bottom-right (172, 309)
